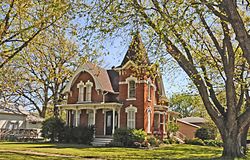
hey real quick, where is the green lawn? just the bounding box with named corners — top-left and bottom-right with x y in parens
top-left (0, 142), bottom-right (225, 159)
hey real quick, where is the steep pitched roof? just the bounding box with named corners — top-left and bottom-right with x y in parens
top-left (107, 70), bottom-right (119, 92)
top-left (62, 62), bottom-right (115, 94)
top-left (120, 32), bottom-right (150, 66)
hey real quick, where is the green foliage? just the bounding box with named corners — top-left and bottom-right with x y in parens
top-left (113, 128), bottom-right (147, 147)
top-left (166, 122), bottom-right (179, 138)
top-left (130, 129), bottom-right (147, 143)
top-left (185, 138), bottom-right (205, 146)
top-left (41, 117), bottom-right (65, 142)
top-left (163, 138), bottom-right (177, 144)
top-left (113, 128), bottom-right (131, 147)
top-left (170, 93), bottom-right (207, 118)
top-left (195, 125), bottom-right (217, 140)
top-left (204, 140), bottom-right (223, 147)
top-left (61, 126), bottom-right (94, 144)
top-left (185, 138), bottom-right (222, 147)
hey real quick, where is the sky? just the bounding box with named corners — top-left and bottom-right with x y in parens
top-left (97, 35), bottom-right (192, 97)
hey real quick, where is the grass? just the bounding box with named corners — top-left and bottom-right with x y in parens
top-left (0, 142), bottom-right (225, 159)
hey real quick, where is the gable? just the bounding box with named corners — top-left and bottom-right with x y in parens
top-left (62, 63), bottom-right (114, 94)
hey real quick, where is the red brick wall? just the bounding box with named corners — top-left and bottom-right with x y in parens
top-left (118, 67), bottom-right (157, 132)
top-left (80, 110), bottom-right (88, 126)
top-left (95, 110), bottom-right (104, 135)
top-left (67, 71), bottom-right (103, 104)
top-left (177, 120), bottom-right (199, 139)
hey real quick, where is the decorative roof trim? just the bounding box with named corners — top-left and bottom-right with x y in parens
top-left (62, 64), bottom-right (114, 94)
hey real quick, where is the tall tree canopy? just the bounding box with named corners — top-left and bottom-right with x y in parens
top-left (170, 93), bottom-right (207, 118)
top-left (81, 0), bottom-right (250, 158)
top-left (0, 0), bottom-right (81, 68)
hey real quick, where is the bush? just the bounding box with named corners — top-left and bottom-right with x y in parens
top-left (204, 139), bottom-right (223, 147)
top-left (185, 138), bottom-right (205, 146)
top-left (61, 126), bottom-right (94, 144)
top-left (113, 128), bottom-right (131, 146)
top-left (195, 124), bottom-right (217, 140)
top-left (41, 117), bottom-right (65, 142)
top-left (113, 128), bottom-right (147, 147)
top-left (195, 127), bottom-right (217, 140)
top-left (131, 129), bottom-right (147, 143)
top-left (163, 138), bottom-right (177, 144)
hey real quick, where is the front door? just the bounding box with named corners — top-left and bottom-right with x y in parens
top-left (106, 111), bottom-right (113, 135)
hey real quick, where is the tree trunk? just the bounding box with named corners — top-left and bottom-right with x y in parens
top-left (241, 124), bottom-right (249, 155)
top-left (220, 127), bottom-right (244, 159)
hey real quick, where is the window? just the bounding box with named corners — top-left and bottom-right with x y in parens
top-left (125, 105), bottom-right (137, 129)
top-left (147, 107), bottom-right (151, 133)
top-left (77, 81), bottom-right (85, 102)
top-left (128, 80), bottom-right (136, 98)
top-left (88, 112), bottom-right (94, 126)
top-left (147, 81), bottom-right (151, 100)
top-left (85, 80), bottom-right (93, 101)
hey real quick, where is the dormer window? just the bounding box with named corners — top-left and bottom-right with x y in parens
top-left (128, 80), bottom-right (136, 98)
top-left (77, 81), bottom-right (85, 102)
top-left (85, 80), bottom-right (93, 102)
top-left (77, 80), bottom-right (93, 102)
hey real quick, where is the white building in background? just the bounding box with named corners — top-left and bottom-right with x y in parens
top-left (0, 100), bottom-right (44, 130)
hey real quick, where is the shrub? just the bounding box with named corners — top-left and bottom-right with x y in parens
top-left (113, 128), bottom-right (147, 147)
top-left (148, 136), bottom-right (157, 146)
top-left (41, 117), bottom-right (65, 142)
top-left (131, 129), bottom-right (147, 143)
top-left (185, 138), bottom-right (205, 146)
top-left (204, 139), bottom-right (223, 147)
top-left (163, 138), bottom-right (177, 144)
top-left (195, 126), bottom-right (217, 140)
top-left (113, 128), bottom-right (131, 146)
top-left (61, 126), bottom-right (94, 144)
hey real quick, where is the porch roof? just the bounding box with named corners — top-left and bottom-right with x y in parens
top-left (154, 104), bottom-right (168, 111)
top-left (58, 102), bottom-right (123, 110)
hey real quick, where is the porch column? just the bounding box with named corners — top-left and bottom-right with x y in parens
top-left (103, 110), bottom-right (106, 135)
top-left (118, 109), bottom-right (120, 128)
top-left (158, 113), bottom-right (161, 131)
top-left (66, 110), bottom-right (68, 126)
top-left (75, 109), bottom-right (79, 127)
top-left (163, 113), bottom-right (166, 133)
top-left (93, 109), bottom-right (96, 138)
top-left (112, 108), bottom-right (115, 134)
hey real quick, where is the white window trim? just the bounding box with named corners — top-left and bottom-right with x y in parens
top-left (85, 80), bottom-right (93, 102)
top-left (127, 77), bottom-right (136, 99)
top-left (77, 81), bottom-right (85, 103)
top-left (87, 110), bottom-right (94, 126)
top-left (125, 105), bottom-right (137, 129)
top-left (147, 107), bottom-right (152, 133)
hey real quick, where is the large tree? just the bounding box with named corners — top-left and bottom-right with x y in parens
top-left (1, 28), bottom-right (89, 118)
top-left (0, 0), bottom-right (81, 68)
top-left (82, 0), bottom-right (250, 158)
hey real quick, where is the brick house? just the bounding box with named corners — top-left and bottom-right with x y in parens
top-left (59, 33), bottom-right (179, 137)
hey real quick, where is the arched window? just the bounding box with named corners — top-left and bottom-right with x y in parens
top-left (77, 81), bottom-right (85, 102)
top-left (85, 80), bottom-right (93, 102)
top-left (125, 105), bottom-right (137, 129)
top-left (147, 107), bottom-right (151, 133)
top-left (128, 80), bottom-right (136, 98)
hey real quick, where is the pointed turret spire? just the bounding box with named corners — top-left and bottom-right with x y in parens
top-left (120, 32), bottom-right (150, 66)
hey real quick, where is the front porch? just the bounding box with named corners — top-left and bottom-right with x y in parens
top-left (58, 103), bottom-right (122, 137)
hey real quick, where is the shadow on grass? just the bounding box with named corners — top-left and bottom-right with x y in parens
top-left (1, 142), bottom-right (223, 160)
